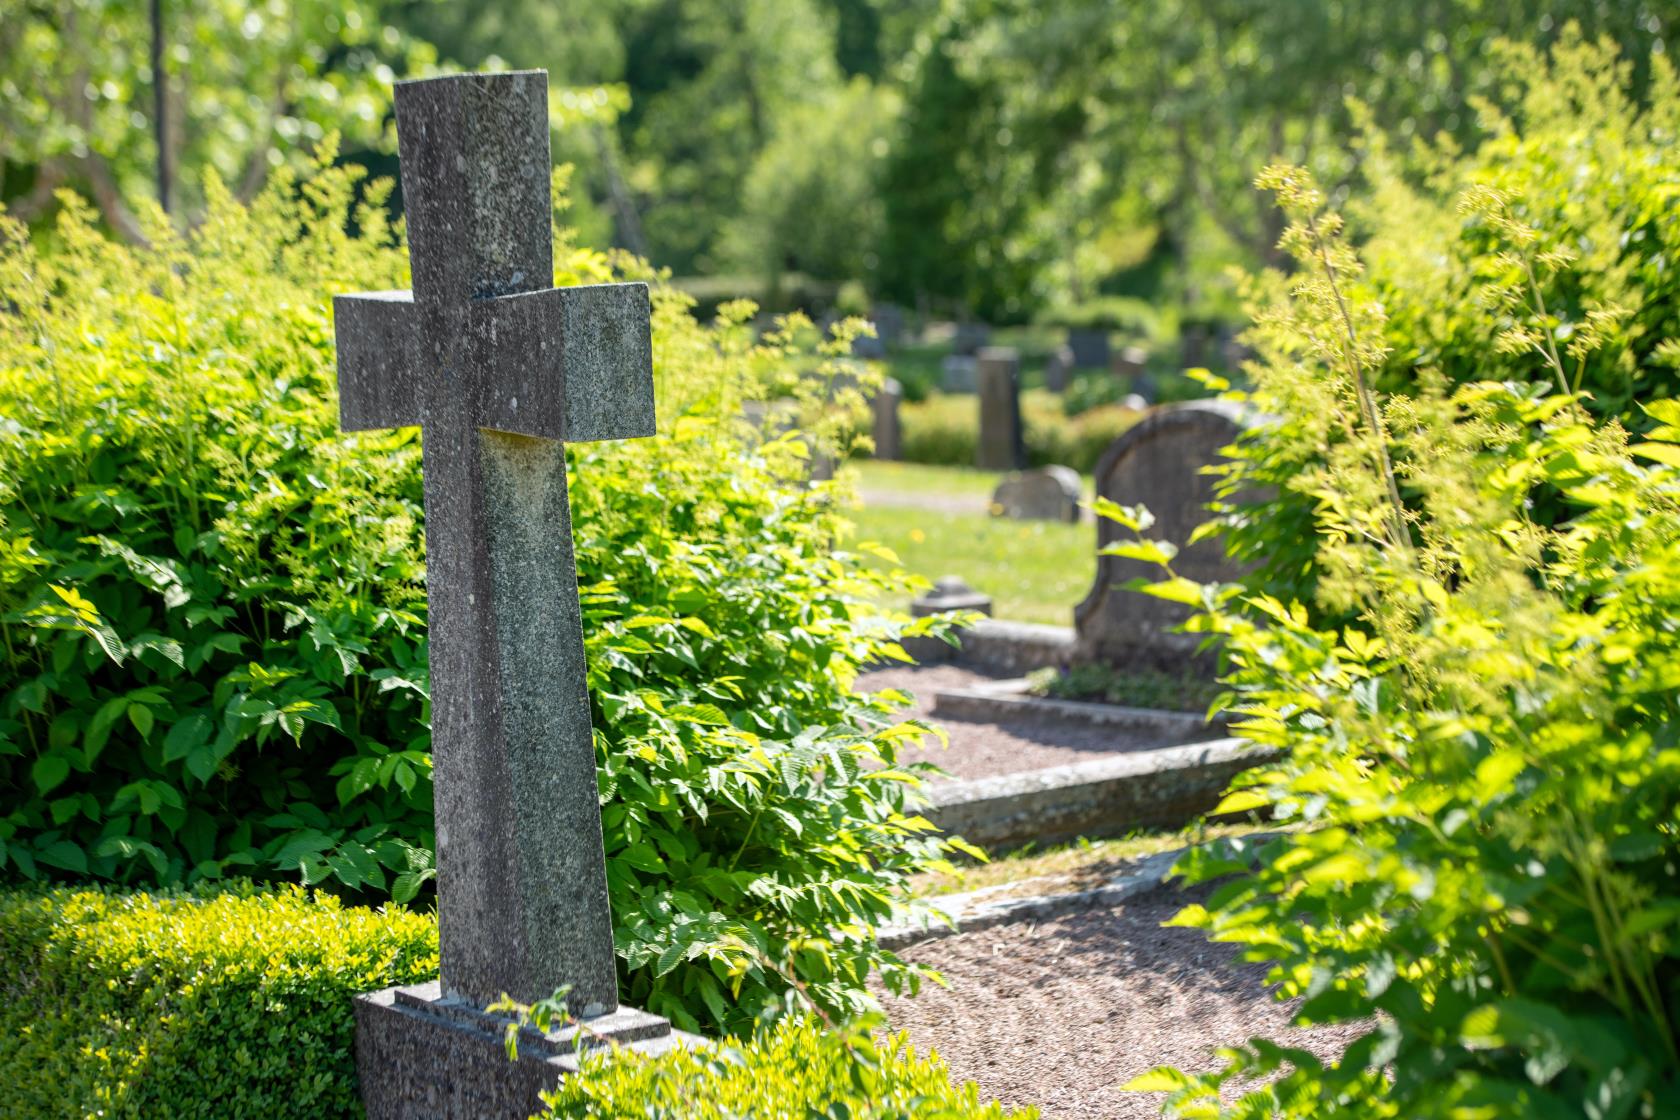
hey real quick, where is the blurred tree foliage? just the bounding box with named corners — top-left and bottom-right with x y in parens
top-left (0, 0), bottom-right (433, 239)
top-left (4, 0), bottom-right (1677, 321)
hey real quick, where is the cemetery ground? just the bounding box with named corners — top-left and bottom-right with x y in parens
top-left (844, 460), bottom-right (1093, 625)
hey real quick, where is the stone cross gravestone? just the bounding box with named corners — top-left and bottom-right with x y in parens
top-left (1074, 400), bottom-right (1251, 671)
top-left (975, 346), bottom-right (1025, 471)
top-left (335, 71), bottom-right (682, 1120)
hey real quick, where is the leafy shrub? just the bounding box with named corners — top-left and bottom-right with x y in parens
top-left (1222, 32), bottom-right (1680, 606)
top-left (896, 389), bottom-right (1141, 472)
top-left (0, 883), bottom-right (436, 1119)
top-left (1110, 165), bottom-right (1680, 1116)
top-left (539, 1015), bottom-right (1034, 1120)
top-left (0, 154), bottom-right (969, 1033)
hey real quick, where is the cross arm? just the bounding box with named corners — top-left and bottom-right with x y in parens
top-left (474, 281), bottom-right (656, 443)
top-left (334, 291), bottom-right (424, 432)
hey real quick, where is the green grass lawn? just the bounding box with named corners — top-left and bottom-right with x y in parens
top-left (841, 459), bottom-right (1010, 499)
top-left (845, 504), bottom-right (1092, 625)
top-left (839, 460), bottom-right (1094, 625)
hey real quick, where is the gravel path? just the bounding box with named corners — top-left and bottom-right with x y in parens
top-left (859, 665), bottom-right (1185, 781)
top-left (878, 882), bottom-right (1365, 1119)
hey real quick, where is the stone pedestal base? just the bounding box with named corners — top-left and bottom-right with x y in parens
top-left (355, 981), bottom-right (692, 1120)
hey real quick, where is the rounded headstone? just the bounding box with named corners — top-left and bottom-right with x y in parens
top-left (1074, 400), bottom-right (1253, 670)
top-left (991, 465), bottom-right (1082, 522)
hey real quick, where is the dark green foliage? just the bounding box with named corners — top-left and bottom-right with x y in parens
top-left (0, 883), bottom-right (437, 1119)
top-left (0, 157), bottom-right (969, 1034)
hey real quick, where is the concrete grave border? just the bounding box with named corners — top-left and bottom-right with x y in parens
top-left (925, 737), bottom-right (1275, 852)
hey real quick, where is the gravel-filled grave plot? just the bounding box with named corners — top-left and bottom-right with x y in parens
top-left (859, 664), bottom-right (1203, 781)
top-left (877, 881), bottom-right (1366, 1120)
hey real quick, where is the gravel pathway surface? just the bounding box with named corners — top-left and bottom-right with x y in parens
top-left (878, 881), bottom-right (1365, 1119)
top-left (859, 665), bottom-right (1186, 781)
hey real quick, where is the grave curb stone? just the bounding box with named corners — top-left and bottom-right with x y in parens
top-left (926, 736), bottom-right (1276, 852)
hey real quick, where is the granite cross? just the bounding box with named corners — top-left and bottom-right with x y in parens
top-left (333, 70), bottom-right (653, 1017)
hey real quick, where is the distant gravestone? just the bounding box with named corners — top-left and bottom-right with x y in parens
top-left (851, 332), bottom-right (887, 359)
top-left (871, 303), bottom-right (907, 348)
top-left (952, 321), bottom-right (992, 356)
top-left (1074, 401), bottom-right (1251, 671)
top-left (941, 353), bottom-right (977, 393)
top-left (334, 71), bottom-right (686, 1120)
top-left (1113, 345), bottom-right (1148, 380)
top-left (1067, 327), bottom-right (1111, 371)
top-left (1044, 345), bottom-right (1074, 393)
top-left (992, 465), bottom-right (1081, 522)
top-left (872, 378), bottom-right (903, 461)
top-left (1180, 322), bottom-right (1211, 371)
top-left (975, 347), bottom-right (1024, 471)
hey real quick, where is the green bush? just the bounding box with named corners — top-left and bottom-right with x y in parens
top-left (540, 1015), bottom-right (1033, 1120)
top-left (896, 389), bottom-right (1141, 472)
top-left (1222, 32), bottom-right (1680, 607)
top-left (0, 155), bottom-right (970, 1034)
top-left (1108, 164), bottom-right (1680, 1117)
top-left (0, 883), bottom-right (436, 1119)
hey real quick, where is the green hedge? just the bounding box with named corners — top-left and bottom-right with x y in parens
top-left (0, 884), bottom-right (436, 1119)
top-left (541, 1016), bottom-right (1034, 1120)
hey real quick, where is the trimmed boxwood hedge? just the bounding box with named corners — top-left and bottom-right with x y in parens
top-left (0, 884), bottom-right (436, 1119)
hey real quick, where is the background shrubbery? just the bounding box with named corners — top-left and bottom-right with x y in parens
top-left (1110, 35), bottom-right (1680, 1117)
top-left (895, 389), bottom-right (1141, 472)
top-left (1223, 31), bottom-right (1680, 606)
top-left (0, 154), bottom-right (971, 1034)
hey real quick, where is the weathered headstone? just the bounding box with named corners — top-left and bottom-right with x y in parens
top-left (951, 321), bottom-right (992, 356)
top-left (941, 353), bottom-right (977, 393)
top-left (975, 347), bottom-right (1024, 471)
top-left (1044, 345), bottom-right (1074, 393)
top-left (991, 465), bottom-right (1081, 522)
top-left (1112, 345), bottom-right (1148, 381)
top-left (335, 71), bottom-right (684, 1120)
top-left (870, 302), bottom-right (907, 348)
top-left (1066, 327), bottom-right (1111, 370)
top-left (1180, 321), bottom-right (1211, 371)
top-left (872, 378), bottom-right (903, 461)
top-left (1074, 401), bottom-right (1251, 671)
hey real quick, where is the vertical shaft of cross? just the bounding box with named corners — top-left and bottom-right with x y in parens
top-left (395, 72), bottom-right (619, 1016)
